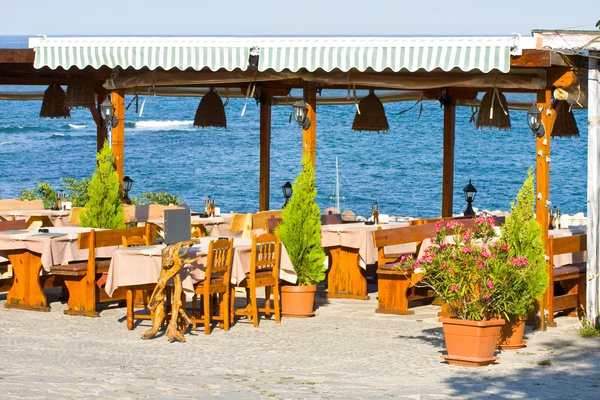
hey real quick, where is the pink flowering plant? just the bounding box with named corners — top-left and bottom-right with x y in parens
top-left (404, 217), bottom-right (510, 321)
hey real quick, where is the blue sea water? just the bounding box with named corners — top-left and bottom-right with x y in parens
top-left (0, 36), bottom-right (589, 218)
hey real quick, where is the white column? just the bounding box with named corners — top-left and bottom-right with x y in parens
top-left (587, 52), bottom-right (600, 326)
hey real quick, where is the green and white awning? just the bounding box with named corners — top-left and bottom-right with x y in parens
top-left (30, 36), bottom-right (524, 74)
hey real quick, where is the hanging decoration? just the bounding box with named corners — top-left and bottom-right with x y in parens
top-left (552, 100), bottom-right (579, 138)
top-left (351, 89), bottom-right (389, 133)
top-left (193, 88), bottom-right (227, 128)
top-left (475, 88), bottom-right (511, 131)
top-left (65, 78), bottom-right (95, 109)
top-left (40, 83), bottom-right (71, 119)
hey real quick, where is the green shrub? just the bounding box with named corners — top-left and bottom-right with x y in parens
top-left (60, 177), bottom-right (90, 207)
top-left (278, 156), bottom-right (326, 286)
top-left (131, 191), bottom-right (182, 206)
top-left (579, 318), bottom-right (600, 338)
top-left (79, 142), bottom-right (125, 229)
top-left (20, 182), bottom-right (58, 209)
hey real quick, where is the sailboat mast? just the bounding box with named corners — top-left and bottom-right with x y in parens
top-left (335, 156), bottom-right (340, 213)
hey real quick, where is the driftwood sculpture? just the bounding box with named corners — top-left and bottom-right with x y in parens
top-left (141, 240), bottom-right (199, 342)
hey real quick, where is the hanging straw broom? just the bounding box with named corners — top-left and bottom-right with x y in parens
top-left (352, 89), bottom-right (389, 133)
top-left (552, 100), bottom-right (579, 138)
top-left (475, 88), bottom-right (510, 131)
top-left (65, 78), bottom-right (95, 109)
top-left (40, 83), bottom-right (71, 119)
top-left (193, 88), bottom-right (227, 129)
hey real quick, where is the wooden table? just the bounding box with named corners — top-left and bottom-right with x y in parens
top-left (2, 209), bottom-right (71, 228)
top-left (320, 222), bottom-right (414, 300)
top-left (0, 227), bottom-right (113, 311)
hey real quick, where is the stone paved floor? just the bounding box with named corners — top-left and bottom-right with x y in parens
top-left (1, 285), bottom-right (599, 399)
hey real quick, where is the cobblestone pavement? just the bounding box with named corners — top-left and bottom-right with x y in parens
top-left (1, 286), bottom-right (599, 399)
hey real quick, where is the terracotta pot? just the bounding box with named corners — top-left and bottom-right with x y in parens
top-left (439, 317), bottom-right (505, 367)
top-left (281, 285), bottom-right (316, 318)
top-left (497, 317), bottom-right (527, 350)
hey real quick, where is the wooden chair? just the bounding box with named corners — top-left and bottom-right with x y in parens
top-left (50, 224), bottom-right (157, 317)
top-left (121, 230), bottom-right (157, 330)
top-left (252, 210), bottom-right (283, 231)
top-left (191, 238), bottom-right (234, 334)
top-left (0, 219), bottom-right (27, 231)
top-left (191, 222), bottom-right (207, 238)
top-left (234, 233), bottom-right (281, 327)
top-left (230, 213), bottom-right (250, 232)
top-left (267, 216), bottom-right (283, 234)
top-left (69, 207), bottom-right (85, 225)
top-left (546, 234), bottom-right (587, 326)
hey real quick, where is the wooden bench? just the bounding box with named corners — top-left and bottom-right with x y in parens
top-left (50, 224), bottom-right (157, 317)
top-left (546, 233), bottom-right (587, 326)
top-left (372, 218), bottom-right (480, 315)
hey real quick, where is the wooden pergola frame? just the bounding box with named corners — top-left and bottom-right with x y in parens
top-left (0, 35), bottom-right (597, 328)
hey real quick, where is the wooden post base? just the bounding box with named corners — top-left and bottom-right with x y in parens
top-left (5, 250), bottom-right (49, 312)
top-left (323, 247), bottom-right (369, 300)
top-left (62, 276), bottom-right (99, 317)
top-left (375, 269), bottom-right (414, 315)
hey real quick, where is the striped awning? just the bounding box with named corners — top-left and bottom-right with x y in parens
top-left (29, 36), bottom-right (524, 74)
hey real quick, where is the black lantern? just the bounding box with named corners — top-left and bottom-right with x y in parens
top-left (282, 182), bottom-right (293, 208)
top-left (122, 176), bottom-right (134, 204)
top-left (248, 47), bottom-right (260, 70)
top-left (292, 100), bottom-right (311, 130)
top-left (100, 94), bottom-right (119, 128)
top-left (527, 104), bottom-right (545, 138)
top-left (463, 179), bottom-right (477, 216)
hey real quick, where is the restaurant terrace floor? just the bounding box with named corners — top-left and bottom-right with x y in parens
top-left (0, 285), bottom-right (598, 399)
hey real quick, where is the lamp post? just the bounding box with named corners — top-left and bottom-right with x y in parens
top-left (281, 182), bottom-right (292, 208)
top-left (463, 179), bottom-right (477, 216)
top-left (100, 94), bottom-right (119, 128)
top-left (527, 104), bottom-right (545, 138)
top-left (292, 100), bottom-right (311, 130)
top-left (122, 176), bottom-right (134, 204)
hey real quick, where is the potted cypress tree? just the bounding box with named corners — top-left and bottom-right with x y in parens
top-left (278, 156), bottom-right (327, 317)
top-left (79, 142), bottom-right (125, 229)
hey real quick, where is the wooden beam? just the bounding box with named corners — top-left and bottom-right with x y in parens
top-left (259, 96), bottom-right (272, 211)
top-left (587, 52), bottom-right (600, 326)
top-left (302, 82), bottom-right (317, 167)
top-left (0, 49), bottom-right (34, 63)
top-left (441, 101), bottom-right (456, 217)
top-left (547, 69), bottom-right (578, 89)
top-left (111, 90), bottom-right (125, 184)
top-left (535, 89), bottom-right (557, 331)
top-left (93, 87), bottom-right (107, 153)
top-left (510, 50), bottom-right (552, 68)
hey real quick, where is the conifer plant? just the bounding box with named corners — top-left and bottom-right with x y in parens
top-left (278, 156), bottom-right (326, 286)
top-left (79, 142), bottom-right (125, 229)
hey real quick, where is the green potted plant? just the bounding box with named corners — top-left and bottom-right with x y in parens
top-left (277, 156), bottom-right (327, 317)
top-left (396, 217), bottom-right (507, 366)
top-left (492, 168), bottom-right (547, 349)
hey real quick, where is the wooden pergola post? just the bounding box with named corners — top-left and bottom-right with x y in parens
top-left (442, 99), bottom-right (456, 217)
top-left (535, 89), bottom-right (556, 331)
top-left (587, 52), bottom-right (600, 326)
top-left (111, 90), bottom-right (125, 184)
top-left (302, 82), bottom-right (317, 167)
top-left (259, 96), bottom-right (272, 211)
top-left (92, 86), bottom-right (108, 153)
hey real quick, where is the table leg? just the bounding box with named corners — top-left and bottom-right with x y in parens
top-left (324, 246), bottom-right (369, 300)
top-left (5, 250), bottom-right (49, 312)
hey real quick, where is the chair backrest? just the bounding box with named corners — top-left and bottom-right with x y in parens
top-left (78, 224), bottom-right (157, 250)
top-left (548, 233), bottom-right (587, 262)
top-left (250, 233), bottom-right (281, 279)
top-left (122, 235), bottom-right (150, 247)
top-left (321, 213), bottom-right (343, 225)
top-left (252, 210), bottom-right (283, 231)
top-left (69, 207), bottom-right (85, 225)
top-left (230, 213), bottom-right (251, 232)
top-left (267, 216), bottom-right (283, 234)
top-left (0, 199), bottom-right (44, 211)
top-left (205, 238), bottom-right (234, 280)
top-left (0, 219), bottom-right (27, 231)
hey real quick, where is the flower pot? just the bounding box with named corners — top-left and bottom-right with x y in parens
top-left (439, 317), bottom-right (505, 367)
top-left (281, 285), bottom-right (316, 318)
top-left (497, 317), bottom-right (527, 350)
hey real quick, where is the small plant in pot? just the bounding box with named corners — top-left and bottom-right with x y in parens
top-left (277, 156), bottom-right (327, 317)
top-left (491, 169), bottom-right (547, 349)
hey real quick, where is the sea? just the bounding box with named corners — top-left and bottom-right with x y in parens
top-left (0, 36), bottom-right (590, 218)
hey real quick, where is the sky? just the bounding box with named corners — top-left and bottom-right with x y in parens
top-left (1, 0), bottom-right (598, 37)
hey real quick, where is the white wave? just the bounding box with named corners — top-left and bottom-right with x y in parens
top-left (68, 124), bottom-right (86, 129)
top-left (50, 133), bottom-right (66, 137)
top-left (131, 120), bottom-right (194, 130)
